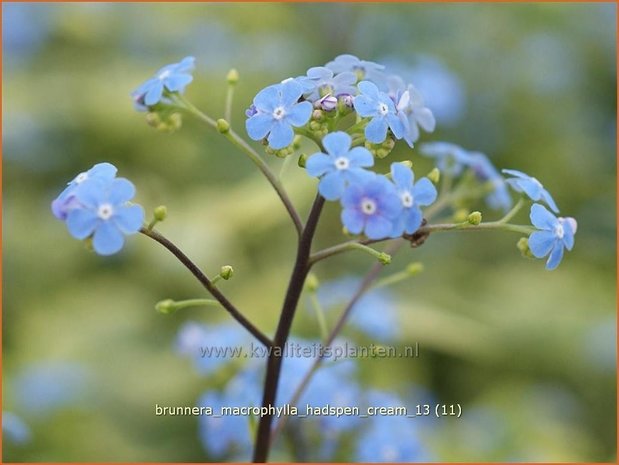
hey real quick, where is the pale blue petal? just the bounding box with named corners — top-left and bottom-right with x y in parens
top-left (414, 107), bottom-right (435, 131)
top-left (253, 85), bottom-right (280, 112)
top-left (318, 171), bottom-right (346, 200)
top-left (306, 67), bottom-right (332, 80)
top-left (530, 204), bottom-right (558, 230)
top-left (89, 162), bottom-right (117, 180)
top-left (353, 95), bottom-right (378, 117)
top-left (332, 71), bottom-right (357, 87)
top-left (66, 209), bottom-right (98, 240)
top-left (502, 169), bottom-right (528, 179)
top-left (165, 74), bottom-right (193, 92)
top-left (74, 181), bottom-right (106, 208)
top-left (280, 80), bottom-right (303, 107)
top-left (541, 190), bottom-right (560, 213)
top-left (267, 121), bottom-right (294, 149)
top-left (387, 113), bottom-right (406, 139)
top-left (517, 178), bottom-right (543, 200)
top-left (403, 207), bottom-right (423, 234)
top-left (528, 231), bottom-right (556, 258)
top-left (246, 113), bottom-right (273, 141)
top-left (175, 56), bottom-right (196, 73)
top-left (341, 182), bottom-right (364, 209)
top-left (380, 191), bottom-right (404, 219)
top-left (561, 219), bottom-right (576, 250)
top-left (341, 208), bottom-right (364, 234)
top-left (323, 131), bottom-right (351, 156)
top-left (113, 205), bottom-right (144, 234)
top-left (93, 222), bottom-right (125, 256)
top-left (391, 163), bottom-right (413, 189)
top-left (546, 243), bottom-right (564, 270)
top-left (365, 215), bottom-right (393, 239)
top-left (365, 117), bottom-right (388, 143)
top-left (358, 81), bottom-right (380, 99)
top-left (306, 153), bottom-right (333, 177)
top-left (144, 80), bottom-right (164, 106)
top-left (347, 147), bottom-right (374, 168)
top-left (413, 178), bottom-right (437, 206)
top-left (108, 178), bottom-right (136, 204)
top-left (286, 101), bottom-right (312, 127)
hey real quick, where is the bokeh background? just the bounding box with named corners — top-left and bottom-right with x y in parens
top-left (2, 2), bottom-right (616, 462)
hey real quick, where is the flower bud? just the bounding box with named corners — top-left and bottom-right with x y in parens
top-left (305, 273), bottom-right (320, 292)
top-left (226, 68), bottom-right (239, 85)
top-left (517, 237), bottom-right (534, 258)
top-left (155, 299), bottom-right (177, 315)
top-left (312, 109), bottom-right (325, 122)
top-left (219, 265), bottom-right (234, 280)
top-left (378, 252), bottom-right (392, 265)
top-left (317, 94), bottom-right (337, 112)
top-left (154, 205), bottom-right (168, 222)
top-left (467, 211), bottom-right (482, 225)
top-left (339, 94), bottom-right (354, 109)
top-left (406, 262), bottom-right (424, 276)
top-left (216, 118), bottom-right (230, 134)
top-left (427, 168), bottom-right (440, 184)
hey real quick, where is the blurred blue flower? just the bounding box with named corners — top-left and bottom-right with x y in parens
top-left (502, 169), bottom-right (559, 213)
top-left (467, 152), bottom-right (512, 212)
top-left (419, 142), bottom-right (472, 176)
top-left (2, 412), bottom-right (31, 445)
top-left (51, 162), bottom-right (117, 220)
top-left (316, 278), bottom-right (400, 341)
top-left (246, 80), bottom-right (312, 149)
top-left (14, 362), bottom-right (90, 415)
top-left (528, 203), bottom-right (577, 270)
top-left (354, 81), bottom-right (405, 144)
top-left (340, 173), bottom-right (402, 240)
top-left (297, 66), bottom-right (357, 101)
top-left (388, 76), bottom-right (435, 147)
top-left (306, 131), bottom-right (374, 200)
top-left (63, 177), bottom-right (144, 256)
top-left (356, 390), bottom-right (427, 462)
top-left (131, 56), bottom-right (195, 109)
top-left (326, 54), bottom-right (385, 85)
top-left (390, 163), bottom-right (437, 236)
top-left (176, 321), bottom-right (248, 375)
top-left (2, 3), bottom-right (53, 69)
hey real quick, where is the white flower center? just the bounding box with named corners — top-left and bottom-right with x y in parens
top-left (74, 172), bottom-right (89, 184)
top-left (400, 191), bottom-right (414, 208)
top-left (378, 102), bottom-right (389, 116)
top-left (361, 198), bottom-right (377, 215)
top-left (554, 222), bottom-right (564, 239)
top-left (97, 203), bottom-right (114, 220)
top-left (272, 106), bottom-right (287, 120)
top-left (334, 157), bottom-right (350, 170)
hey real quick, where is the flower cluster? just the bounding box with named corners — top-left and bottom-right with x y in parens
top-left (131, 56), bottom-right (195, 110)
top-left (51, 163), bottom-right (144, 255)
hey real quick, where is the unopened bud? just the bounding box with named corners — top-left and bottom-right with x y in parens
top-left (155, 299), bottom-right (176, 315)
top-left (467, 211), bottom-right (482, 225)
top-left (312, 109), bottom-right (325, 121)
top-left (406, 262), bottom-right (424, 276)
top-left (317, 94), bottom-right (337, 112)
top-left (378, 252), bottom-right (392, 265)
top-left (427, 168), bottom-right (440, 184)
top-left (226, 68), bottom-right (239, 85)
top-left (219, 265), bottom-right (234, 280)
top-left (517, 237), bottom-right (534, 258)
top-left (305, 273), bottom-right (320, 292)
top-left (216, 118), bottom-right (230, 134)
top-left (154, 205), bottom-right (168, 222)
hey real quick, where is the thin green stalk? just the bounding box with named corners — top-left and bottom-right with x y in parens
top-left (309, 292), bottom-right (329, 340)
top-left (224, 84), bottom-right (234, 125)
top-left (309, 240), bottom-right (390, 265)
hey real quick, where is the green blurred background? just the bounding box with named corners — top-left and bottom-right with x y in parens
top-left (2, 2), bottom-right (616, 462)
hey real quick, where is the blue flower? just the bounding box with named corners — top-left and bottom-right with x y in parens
top-left (340, 173), bottom-right (402, 239)
top-left (246, 80), bottom-right (312, 149)
top-left (306, 132), bottom-right (374, 200)
top-left (418, 142), bottom-right (472, 176)
top-left (326, 54), bottom-right (386, 86)
top-left (502, 169), bottom-right (559, 213)
top-left (131, 56), bottom-right (195, 109)
top-left (2, 412), bottom-right (31, 445)
top-left (353, 81), bottom-right (406, 144)
top-left (64, 177), bottom-right (144, 255)
top-left (528, 203), bottom-right (577, 270)
top-left (394, 84), bottom-right (436, 147)
top-left (390, 163), bottom-right (437, 236)
top-left (176, 322), bottom-right (248, 375)
top-left (297, 66), bottom-right (358, 101)
top-left (51, 162), bottom-right (117, 220)
top-left (355, 390), bottom-right (428, 462)
top-left (467, 152), bottom-right (512, 212)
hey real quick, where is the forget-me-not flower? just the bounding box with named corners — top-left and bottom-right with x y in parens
top-left (297, 66), bottom-right (357, 102)
top-left (340, 173), bottom-right (402, 239)
top-left (306, 131), bottom-right (374, 200)
top-left (502, 169), bottom-right (559, 213)
top-left (64, 177), bottom-right (144, 255)
top-left (131, 56), bottom-right (195, 109)
top-left (326, 54), bottom-right (386, 86)
top-left (246, 80), bottom-right (312, 149)
top-left (390, 163), bottom-right (437, 236)
top-left (528, 203), bottom-right (577, 270)
top-left (394, 84), bottom-right (436, 147)
top-left (418, 142), bottom-right (472, 176)
top-left (354, 81), bottom-right (406, 144)
top-left (51, 162), bottom-right (117, 220)
top-left (467, 152), bottom-right (512, 212)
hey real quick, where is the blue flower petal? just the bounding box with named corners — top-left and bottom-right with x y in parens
top-left (93, 221), bottom-right (125, 255)
top-left (391, 163), bottom-right (413, 189)
top-left (285, 101), bottom-right (312, 127)
top-left (541, 190), bottom-right (560, 213)
top-left (546, 242), bottom-right (564, 270)
top-left (89, 162), bottom-right (117, 180)
top-left (341, 208), bottom-right (365, 234)
top-left (253, 85), bottom-right (279, 112)
top-left (267, 120), bottom-right (294, 149)
top-left (528, 230), bottom-right (556, 258)
top-left (365, 117), bottom-right (388, 143)
top-left (413, 178), bottom-right (437, 206)
top-left (246, 113), bottom-right (273, 141)
top-left (113, 205), bottom-right (144, 234)
top-left (387, 113), bottom-right (405, 139)
top-left (144, 80), bottom-right (164, 106)
top-left (323, 131), bottom-right (351, 156)
top-left (306, 153), bottom-right (332, 177)
top-left (347, 147), bottom-right (374, 168)
top-left (66, 209), bottom-right (99, 240)
top-left (318, 171), bottom-right (346, 200)
top-left (108, 178), bottom-right (136, 204)
top-left (365, 215), bottom-right (394, 239)
top-left (165, 74), bottom-right (193, 92)
top-left (74, 181), bottom-right (106, 209)
top-left (502, 169), bottom-right (528, 179)
top-left (530, 204), bottom-right (558, 230)
top-left (403, 207), bottom-right (424, 234)
top-left (353, 95), bottom-right (378, 117)
top-left (358, 80), bottom-right (380, 99)
top-left (279, 80), bottom-right (303, 107)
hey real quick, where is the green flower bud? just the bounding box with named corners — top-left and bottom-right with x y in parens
top-left (378, 252), bottom-right (392, 265)
top-left (216, 118), bottom-right (230, 134)
top-left (154, 205), bottom-right (168, 222)
top-left (155, 299), bottom-right (176, 315)
top-left (226, 68), bottom-right (239, 85)
top-left (312, 109), bottom-right (325, 122)
top-left (220, 265), bottom-right (234, 280)
top-left (467, 211), bottom-right (482, 225)
top-left (517, 237), bottom-right (534, 258)
top-left (298, 153), bottom-right (309, 168)
top-left (427, 168), bottom-right (440, 184)
top-left (305, 273), bottom-right (320, 292)
top-left (406, 262), bottom-right (424, 276)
